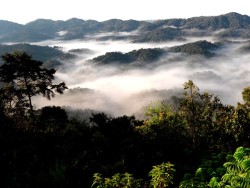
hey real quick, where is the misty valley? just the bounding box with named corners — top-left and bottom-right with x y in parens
top-left (1, 12), bottom-right (250, 188)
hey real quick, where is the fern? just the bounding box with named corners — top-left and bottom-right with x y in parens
top-left (234, 147), bottom-right (246, 162)
top-left (220, 147), bottom-right (250, 188)
top-left (241, 159), bottom-right (250, 172)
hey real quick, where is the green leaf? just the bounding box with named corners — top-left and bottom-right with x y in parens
top-left (241, 159), bottom-right (250, 172)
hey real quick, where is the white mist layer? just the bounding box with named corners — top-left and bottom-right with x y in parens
top-left (33, 37), bottom-right (250, 117)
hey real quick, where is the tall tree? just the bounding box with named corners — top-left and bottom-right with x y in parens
top-left (235, 87), bottom-right (250, 145)
top-left (242, 87), bottom-right (250, 105)
top-left (0, 51), bottom-right (67, 115)
top-left (179, 80), bottom-right (236, 151)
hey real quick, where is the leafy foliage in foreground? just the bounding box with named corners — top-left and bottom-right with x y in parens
top-left (149, 162), bottom-right (175, 188)
top-left (91, 162), bottom-right (175, 188)
top-left (0, 76), bottom-right (249, 187)
top-left (180, 146), bottom-right (250, 188)
top-left (92, 172), bottom-right (142, 188)
top-left (212, 146), bottom-right (250, 188)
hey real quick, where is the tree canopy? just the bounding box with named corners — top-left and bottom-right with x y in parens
top-left (0, 78), bottom-right (249, 187)
top-left (0, 51), bottom-right (67, 117)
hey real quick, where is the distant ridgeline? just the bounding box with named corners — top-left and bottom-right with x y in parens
top-left (0, 12), bottom-right (250, 42)
top-left (1, 12), bottom-right (250, 68)
top-left (0, 43), bottom-right (77, 68)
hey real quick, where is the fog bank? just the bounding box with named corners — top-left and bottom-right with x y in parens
top-left (33, 37), bottom-right (250, 117)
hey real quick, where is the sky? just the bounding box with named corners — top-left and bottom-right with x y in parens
top-left (1, 0), bottom-right (250, 24)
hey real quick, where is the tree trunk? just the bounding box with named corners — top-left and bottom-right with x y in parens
top-left (28, 92), bottom-right (33, 111)
top-left (24, 76), bottom-right (33, 112)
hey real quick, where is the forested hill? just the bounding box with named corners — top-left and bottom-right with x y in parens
top-left (0, 40), bottom-right (221, 69)
top-left (91, 48), bottom-right (165, 64)
top-left (162, 12), bottom-right (250, 30)
top-left (0, 12), bottom-right (250, 42)
top-left (0, 43), bottom-right (74, 68)
top-left (169, 40), bottom-right (220, 57)
top-left (91, 40), bottom-right (220, 65)
top-left (0, 43), bottom-right (63, 61)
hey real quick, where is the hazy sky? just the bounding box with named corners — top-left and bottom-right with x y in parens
top-left (1, 0), bottom-right (250, 24)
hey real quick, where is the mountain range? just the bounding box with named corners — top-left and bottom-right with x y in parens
top-left (0, 12), bottom-right (250, 42)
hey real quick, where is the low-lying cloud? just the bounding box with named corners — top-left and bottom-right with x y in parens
top-left (33, 37), bottom-right (250, 118)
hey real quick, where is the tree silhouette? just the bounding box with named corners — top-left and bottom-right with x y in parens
top-left (0, 51), bottom-right (67, 115)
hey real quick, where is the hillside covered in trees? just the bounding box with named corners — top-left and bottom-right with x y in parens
top-left (0, 40), bottom-right (223, 70)
top-left (169, 40), bottom-right (220, 57)
top-left (1, 12), bottom-right (250, 42)
top-left (0, 43), bottom-right (63, 63)
top-left (91, 40), bottom-right (221, 66)
top-left (91, 48), bottom-right (165, 65)
top-left (0, 52), bottom-right (249, 187)
top-left (1, 12), bottom-right (250, 188)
